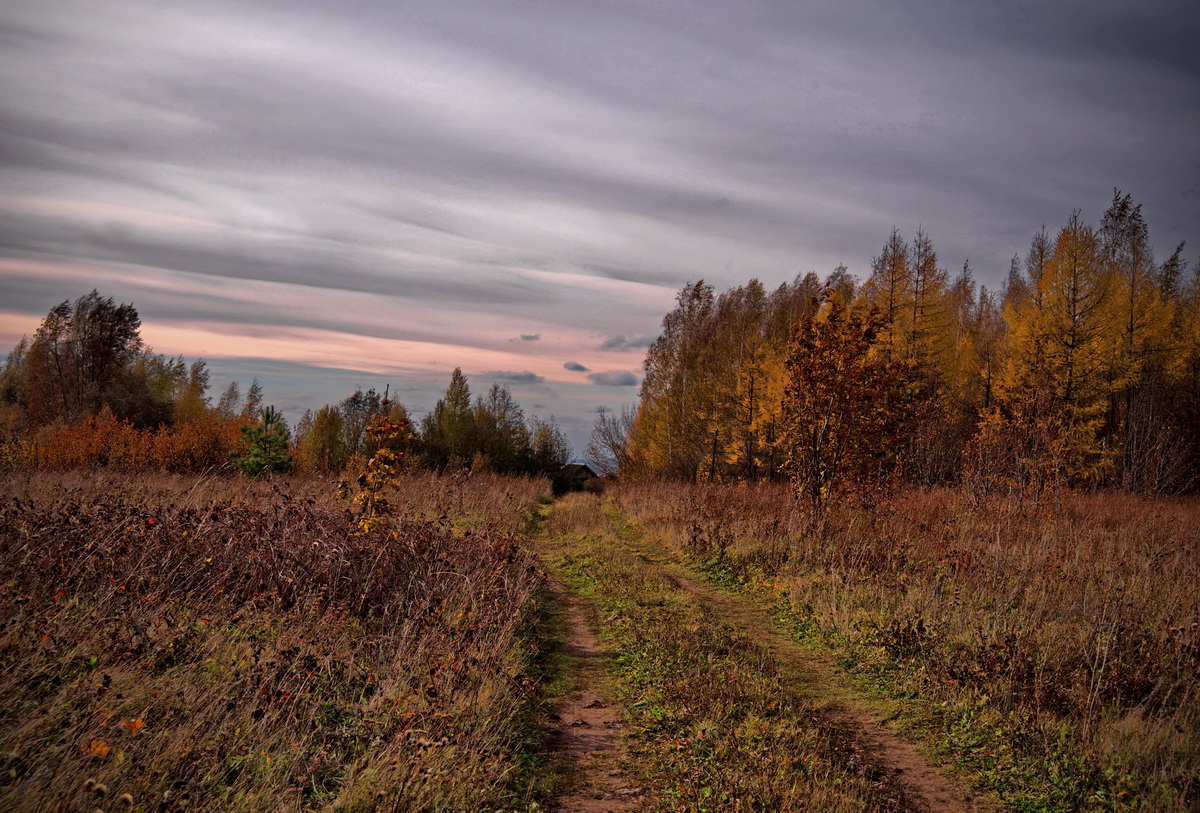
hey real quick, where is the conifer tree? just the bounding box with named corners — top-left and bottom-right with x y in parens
top-left (231, 405), bottom-right (293, 476)
top-left (861, 228), bottom-right (913, 357)
top-left (782, 291), bottom-right (916, 508)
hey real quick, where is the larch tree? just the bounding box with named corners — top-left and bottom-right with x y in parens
top-left (1001, 212), bottom-right (1114, 485)
top-left (861, 228), bottom-right (914, 357)
top-left (1099, 190), bottom-right (1174, 486)
top-left (908, 227), bottom-right (952, 385)
top-left (782, 291), bottom-right (916, 508)
top-left (1043, 213), bottom-right (1111, 409)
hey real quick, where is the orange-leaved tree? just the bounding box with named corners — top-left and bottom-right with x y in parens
top-left (339, 411), bottom-right (414, 535)
top-left (781, 291), bottom-right (917, 509)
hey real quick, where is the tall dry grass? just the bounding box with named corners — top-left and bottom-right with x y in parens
top-left (0, 471), bottom-right (551, 812)
top-left (614, 481), bottom-right (1200, 809)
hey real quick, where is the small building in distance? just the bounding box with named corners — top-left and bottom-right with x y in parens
top-left (561, 462), bottom-right (599, 483)
top-left (553, 462), bottom-right (601, 495)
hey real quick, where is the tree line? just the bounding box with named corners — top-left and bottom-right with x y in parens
top-left (292, 369), bottom-right (571, 479)
top-left (0, 292), bottom-right (572, 480)
top-left (593, 190), bottom-right (1199, 498)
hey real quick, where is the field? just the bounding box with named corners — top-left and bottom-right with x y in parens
top-left (0, 471), bottom-right (553, 812)
top-left (1, 472), bottom-right (1197, 811)
top-left (612, 482), bottom-right (1200, 809)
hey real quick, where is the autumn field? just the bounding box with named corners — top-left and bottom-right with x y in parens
top-left (612, 481), bottom-right (1200, 809)
top-left (2, 468), bottom-right (1198, 811)
top-left (0, 471), bottom-right (556, 812)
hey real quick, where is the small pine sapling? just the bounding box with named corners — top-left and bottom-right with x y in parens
top-left (230, 405), bottom-right (293, 476)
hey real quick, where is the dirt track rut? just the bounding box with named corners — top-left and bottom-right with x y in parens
top-left (545, 582), bottom-right (643, 813)
top-left (659, 557), bottom-right (981, 813)
top-left (541, 499), bottom-right (990, 812)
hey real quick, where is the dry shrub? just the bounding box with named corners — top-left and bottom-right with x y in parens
top-left (381, 469), bottom-right (550, 536)
top-left (0, 471), bottom-right (551, 811)
top-left (14, 411), bottom-right (243, 473)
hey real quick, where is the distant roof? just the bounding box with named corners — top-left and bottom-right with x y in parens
top-left (561, 462), bottom-right (599, 479)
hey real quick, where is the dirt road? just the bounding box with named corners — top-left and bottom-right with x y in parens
top-left (539, 494), bottom-right (989, 812)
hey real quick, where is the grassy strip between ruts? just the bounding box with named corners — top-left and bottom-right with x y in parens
top-left (542, 492), bottom-right (920, 812)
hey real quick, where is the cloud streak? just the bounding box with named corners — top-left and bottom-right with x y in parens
top-left (482, 370), bottom-right (546, 385)
top-left (599, 334), bottom-right (658, 352)
top-left (588, 371), bottom-right (640, 387)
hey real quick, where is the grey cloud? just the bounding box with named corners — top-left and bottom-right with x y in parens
top-left (599, 334), bottom-right (657, 352)
top-left (0, 211), bottom-right (552, 308)
top-left (483, 370), bottom-right (546, 384)
top-left (587, 370), bottom-right (640, 387)
top-left (4, 0), bottom-right (1197, 289)
top-left (581, 263), bottom-right (687, 287)
top-left (563, 361), bottom-right (590, 372)
top-left (520, 333), bottom-right (540, 341)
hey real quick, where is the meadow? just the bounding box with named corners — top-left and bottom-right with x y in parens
top-left (0, 471), bottom-right (552, 812)
top-left (613, 481), bottom-right (1200, 809)
top-left (2, 468), bottom-right (1197, 811)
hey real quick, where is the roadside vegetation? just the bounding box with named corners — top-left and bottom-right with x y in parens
top-left (614, 480), bottom-right (1200, 810)
top-left (0, 470), bottom-right (553, 812)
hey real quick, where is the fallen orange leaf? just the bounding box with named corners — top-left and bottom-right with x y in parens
top-left (119, 718), bottom-right (144, 734)
top-left (83, 738), bottom-right (110, 757)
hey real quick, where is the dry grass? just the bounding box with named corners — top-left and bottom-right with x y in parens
top-left (0, 471), bottom-right (552, 812)
top-left (614, 481), bottom-right (1200, 810)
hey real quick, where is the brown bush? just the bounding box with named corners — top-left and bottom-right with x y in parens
top-left (15, 410), bottom-right (243, 473)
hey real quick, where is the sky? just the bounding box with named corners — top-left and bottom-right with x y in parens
top-left (2, 0), bottom-right (1198, 453)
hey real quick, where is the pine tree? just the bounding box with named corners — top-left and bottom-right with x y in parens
top-left (231, 405), bottom-right (293, 476)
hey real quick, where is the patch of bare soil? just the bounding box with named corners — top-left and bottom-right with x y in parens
top-left (652, 553), bottom-right (986, 813)
top-left (545, 583), bottom-right (643, 813)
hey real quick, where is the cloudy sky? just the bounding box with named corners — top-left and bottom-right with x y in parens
top-left (2, 0), bottom-right (1197, 452)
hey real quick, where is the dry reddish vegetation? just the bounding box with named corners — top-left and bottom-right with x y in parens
top-left (614, 481), bottom-right (1200, 810)
top-left (0, 411), bottom-right (244, 473)
top-left (0, 471), bottom-right (551, 812)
